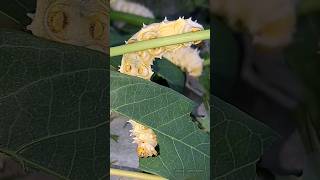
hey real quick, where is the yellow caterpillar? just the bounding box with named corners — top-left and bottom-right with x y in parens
top-left (119, 18), bottom-right (205, 158)
top-left (119, 17), bottom-right (204, 80)
top-left (210, 0), bottom-right (296, 47)
top-left (27, 0), bottom-right (107, 53)
top-left (128, 120), bottom-right (158, 158)
top-left (110, 0), bottom-right (154, 18)
top-left (163, 47), bottom-right (203, 77)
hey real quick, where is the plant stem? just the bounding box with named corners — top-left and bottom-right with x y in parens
top-left (110, 11), bottom-right (156, 26)
top-left (110, 29), bottom-right (210, 57)
top-left (110, 168), bottom-right (167, 180)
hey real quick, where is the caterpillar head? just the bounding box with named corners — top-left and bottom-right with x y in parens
top-left (119, 53), bottom-right (154, 80)
top-left (136, 142), bottom-right (158, 157)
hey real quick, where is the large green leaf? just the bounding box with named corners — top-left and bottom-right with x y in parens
top-left (212, 96), bottom-right (278, 180)
top-left (0, 29), bottom-right (108, 180)
top-left (110, 71), bottom-right (210, 180)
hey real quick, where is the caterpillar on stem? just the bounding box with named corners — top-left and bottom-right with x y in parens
top-left (119, 17), bottom-right (205, 80)
top-left (118, 17), bottom-right (206, 158)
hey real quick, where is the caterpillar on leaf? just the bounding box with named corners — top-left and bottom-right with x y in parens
top-left (118, 18), bottom-right (205, 158)
top-left (27, 0), bottom-right (107, 53)
top-left (119, 17), bottom-right (205, 80)
top-left (128, 120), bottom-right (158, 158)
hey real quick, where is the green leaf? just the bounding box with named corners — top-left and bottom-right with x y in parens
top-left (110, 71), bottom-right (210, 180)
top-left (153, 59), bottom-right (186, 93)
top-left (0, 0), bottom-right (36, 26)
top-left (0, 29), bottom-right (108, 180)
top-left (212, 96), bottom-right (278, 180)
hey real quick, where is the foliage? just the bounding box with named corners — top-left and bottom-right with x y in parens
top-left (0, 29), bottom-right (108, 180)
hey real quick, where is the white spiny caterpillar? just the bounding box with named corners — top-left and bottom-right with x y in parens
top-left (110, 0), bottom-right (155, 19)
top-left (210, 0), bottom-right (296, 47)
top-left (119, 17), bottom-right (204, 80)
top-left (27, 0), bottom-right (107, 53)
top-left (127, 120), bottom-right (158, 158)
top-left (119, 18), bottom-right (205, 158)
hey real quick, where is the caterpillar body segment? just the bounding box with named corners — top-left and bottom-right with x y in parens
top-left (163, 47), bottom-right (204, 77)
top-left (128, 120), bottom-right (158, 158)
top-left (119, 17), bottom-right (205, 80)
top-left (27, 0), bottom-right (107, 53)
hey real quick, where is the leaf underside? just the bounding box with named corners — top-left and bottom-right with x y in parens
top-left (0, 29), bottom-right (108, 180)
top-left (110, 71), bottom-right (210, 180)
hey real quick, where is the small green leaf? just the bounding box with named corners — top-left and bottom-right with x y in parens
top-left (110, 71), bottom-right (210, 180)
top-left (0, 29), bottom-right (108, 180)
top-left (153, 59), bottom-right (186, 93)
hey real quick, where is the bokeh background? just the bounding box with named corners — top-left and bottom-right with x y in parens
top-left (210, 0), bottom-right (320, 179)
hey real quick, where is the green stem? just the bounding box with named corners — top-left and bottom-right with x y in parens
top-left (110, 168), bottom-right (167, 180)
top-left (110, 29), bottom-right (210, 57)
top-left (110, 11), bottom-right (156, 26)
